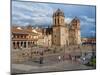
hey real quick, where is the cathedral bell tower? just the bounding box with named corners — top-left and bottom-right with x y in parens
top-left (53, 8), bottom-right (65, 26)
top-left (69, 17), bottom-right (81, 45)
top-left (52, 9), bottom-right (68, 47)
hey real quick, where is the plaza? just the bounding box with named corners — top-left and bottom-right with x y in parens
top-left (11, 44), bottom-right (96, 74)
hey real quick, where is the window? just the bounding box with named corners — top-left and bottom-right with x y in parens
top-left (61, 19), bottom-right (64, 23)
top-left (55, 18), bottom-right (56, 24)
top-left (58, 18), bottom-right (59, 24)
top-left (15, 35), bottom-right (17, 38)
top-left (17, 35), bottom-right (19, 38)
top-left (23, 35), bottom-right (24, 38)
top-left (21, 35), bottom-right (23, 38)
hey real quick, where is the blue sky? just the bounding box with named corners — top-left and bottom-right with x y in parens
top-left (12, 1), bottom-right (96, 38)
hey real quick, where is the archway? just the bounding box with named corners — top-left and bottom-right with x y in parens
top-left (24, 42), bottom-right (26, 48)
top-left (13, 42), bottom-right (15, 49)
top-left (17, 42), bottom-right (19, 48)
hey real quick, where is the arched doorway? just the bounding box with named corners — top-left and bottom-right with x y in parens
top-left (24, 42), bottom-right (26, 48)
top-left (21, 42), bottom-right (23, 48)
top-left (13, 42), bottom-right (15, 49)
top-left (28, 42), bottom-right (30, 48)
top-left (17, 42), bottom-right (19, 48)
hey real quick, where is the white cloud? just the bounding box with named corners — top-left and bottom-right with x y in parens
top-left (32, 16), bottom-right (52, 25)
top-left (65, 17), bottom-right (72, 24)
top-left (12, 1), bottom-right (34, 12)
top-left (80, 16), bottom-right (95, 23)
top-left (90, 30), bottom-right (96, 34)
top-left (12, 11), bottom-right (32, 20)
top-left (80, 21), bottom-right (89, 26)
top-left (12, 1), bottom-right (53, 26)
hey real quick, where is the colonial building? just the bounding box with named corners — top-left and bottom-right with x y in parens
top-left (81, 38), bottom-right (96, 44)
top-left (11, 26), bottom-right (40, 49)
top-left (11, 26), bottom-right (52, 49)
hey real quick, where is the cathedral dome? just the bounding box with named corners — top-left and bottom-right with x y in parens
top-left (53, 8), bottom-right (64, 17)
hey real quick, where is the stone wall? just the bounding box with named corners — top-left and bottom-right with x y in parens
top-left (11, 49), bottom-right (31, 63)
top-left (11, 45), bottom-right (96, 63)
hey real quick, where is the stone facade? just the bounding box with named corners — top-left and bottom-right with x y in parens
top-left (11, 26), bottom-right (39, 49)
top-left (52, 9), bottom-right (81, 47)
top-left (69, 17), bottom-right (81, 45)
top-left (36, 35), bottom-right (51, 47)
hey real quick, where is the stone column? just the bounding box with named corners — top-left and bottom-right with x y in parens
top-left (29, 41), bottom-right (31, 48)
top-left (19, 41), bottom-right (21, 48)
top-left (16, 41), bottom-right (18, 49)
top-left (30, 41), bottom-right (32, 48)
top-left (15, 41), bottom-right (17, 49)
top-left (28, 41), bottom-right (29, 48)
top-left (31, 41), bottom-right (32, 46)
top-left (20, 41), bottom-right (23, 48)
top-left (26, 41), bottom-right (28, 48)
top-left (32, 41), bottom-right (33, 46)
top-left (12, 41), bottom-right (14, 49)
top-left (22, 41), bottom-right (24, 48)
top-left (23, 41), bottom-right (25, 48)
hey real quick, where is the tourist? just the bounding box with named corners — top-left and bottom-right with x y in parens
top-left (58, 56), bottom-right (61, 62)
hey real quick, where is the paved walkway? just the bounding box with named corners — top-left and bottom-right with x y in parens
top-left (12, 60), bottom-right (94, 74)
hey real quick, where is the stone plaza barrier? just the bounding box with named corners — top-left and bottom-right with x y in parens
top-left (11, 49), bottom-right (31, 63)
top-left (11, 45), bottom-right (96, 63)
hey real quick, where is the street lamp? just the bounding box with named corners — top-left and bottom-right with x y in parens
top-left (39, 50), bottom-right (44, 64)
top-left (91, 43), bottom-right (95, 58)
top-left (63, 45), bottom-right (66, 60)
top-left (30, 42), bottom-right (33, 60)
top-left (79, 44), bottom-right (82, 57)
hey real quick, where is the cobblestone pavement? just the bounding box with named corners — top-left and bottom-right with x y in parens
top-left (11, 59), bottom-right (94, 74)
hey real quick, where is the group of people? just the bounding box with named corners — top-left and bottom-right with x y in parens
top-left (58, 54), bottom-right (80, 63)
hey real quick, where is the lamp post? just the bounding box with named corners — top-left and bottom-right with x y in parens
top-left (91, 43), bottom-right (95, 58)
top-left (39, 50), bottom-right (44, 64)
top-left (79, 43), bottom-right (82, 57)
top-left (30, 42), bottom-right (33, 60)
top-left (63, 45), bottom-right (66, 61)
top-left (12, 35), bottom-right (14, 49)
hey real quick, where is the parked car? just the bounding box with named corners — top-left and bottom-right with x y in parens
top-left (80, 52), bottom-right (92, 64)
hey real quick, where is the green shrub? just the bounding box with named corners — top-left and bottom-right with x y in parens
top-left (86, 57), bottom-right (96, 67)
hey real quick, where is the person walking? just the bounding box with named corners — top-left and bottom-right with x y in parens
top-left (58, 56), bottom-right (61, 62)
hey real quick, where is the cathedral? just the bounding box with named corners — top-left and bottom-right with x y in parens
top-left (52, 8), bottom-right (81, 47)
